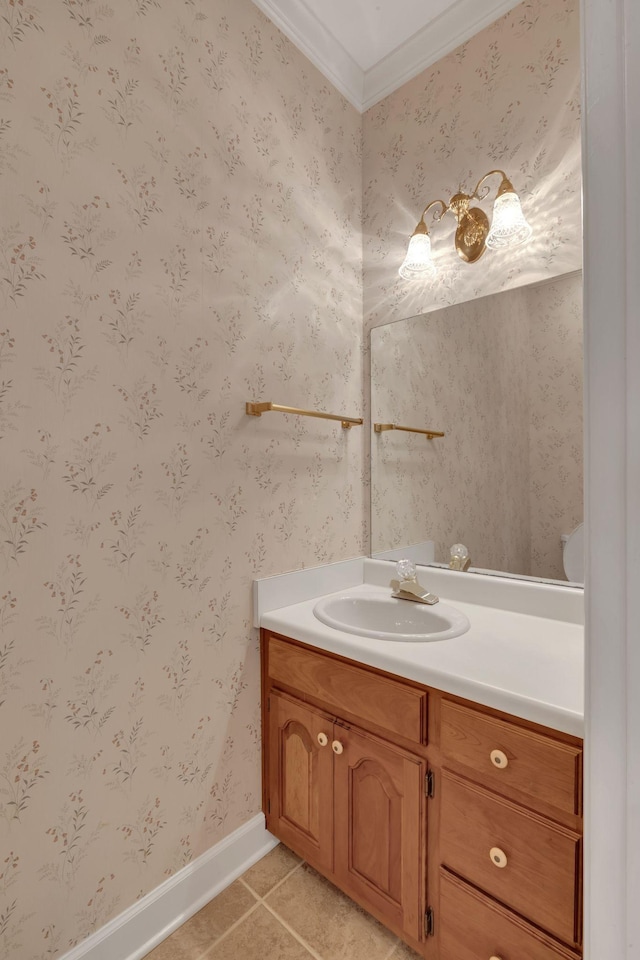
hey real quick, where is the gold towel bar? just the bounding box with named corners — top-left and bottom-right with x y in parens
top-left (246, 402), bottom-right (363, 430)
top-left (374, 423), bottom-right (445, 439)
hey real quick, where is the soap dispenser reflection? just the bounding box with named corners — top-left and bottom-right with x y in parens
top-left (449, 543), bottom-right (471, 571)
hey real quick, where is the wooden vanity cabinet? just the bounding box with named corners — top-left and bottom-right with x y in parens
top-left (435, 697), bottom-right (583, 959)
top-left (261, 630), bottom-right (583, 960)
top-left (264, 644), bottom-right (427, 949)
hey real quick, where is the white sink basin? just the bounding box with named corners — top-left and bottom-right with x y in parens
top-left (312, 592), bottom-right (470, 642)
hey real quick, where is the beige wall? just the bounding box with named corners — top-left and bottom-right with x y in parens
top-left (0, 2), bottom-right (363, 957)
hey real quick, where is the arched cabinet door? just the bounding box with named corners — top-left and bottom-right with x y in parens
top-left (267, 691), bottom-right (334, 872)
top-left (333, 726), bottom-right (426, 944)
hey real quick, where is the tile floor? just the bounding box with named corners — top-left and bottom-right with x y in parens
top-left (146, 844), bottom-right (422, 960)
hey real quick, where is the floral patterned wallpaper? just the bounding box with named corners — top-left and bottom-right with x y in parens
top-left (0, 2), bottom-right (364, 958)
top-left (363, 0), bottom-right (582, 332)
top-left (371, 271), bottom-right (583, 580)
top-left (0, 0), bottom-right (583, 954)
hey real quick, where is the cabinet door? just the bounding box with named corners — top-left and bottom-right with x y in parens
top-left (267, 691), bottom-right (334, 871)
top-left (333, 726), bottom-right (425, 943)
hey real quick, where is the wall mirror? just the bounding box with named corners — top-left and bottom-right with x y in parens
top-left (370, 270), bottom-right (583, 584)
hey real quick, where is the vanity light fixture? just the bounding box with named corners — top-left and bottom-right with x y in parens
top-left (399, 169), bottom-right (532, 280)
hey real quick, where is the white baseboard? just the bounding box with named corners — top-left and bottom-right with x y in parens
top-left (59, 814), bottom-right (278, 960)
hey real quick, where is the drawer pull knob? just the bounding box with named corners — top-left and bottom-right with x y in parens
top-left (331, 740), bottom-right (344, 755)
top-left (490, 956), bottom-right (503, 960)
top-left (317, 733), bottom-right (328, 747)
top-left (490, 749), bottom-right (509, 769)
top-left (489, 846), bottom-right (508, 869)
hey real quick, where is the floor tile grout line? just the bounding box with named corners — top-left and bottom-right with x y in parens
top-left (238, 875), bottom-right (257, 897)
top-left (150, 847), bottom-right (418, 960)
top-left (196, 893), bottom-right (322, 960)
top-left (200, 899), bottom-right (263, 957)
top-left (199, 857), bottom-right (308, 956)
top-left (240, 856), bottom-right (306, 902)
top-left (158, 853), bottom-right (304, 959)
top-left (254, 858), bottom-right (404, 960)
top-left (382, 938), bottom-right (402, 960)
top-left (260, 899), bottom-right (326, 960)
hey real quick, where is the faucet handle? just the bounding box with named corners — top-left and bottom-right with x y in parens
top-left (396, 559), bottom-right (417, 582)
top-left (449, 543), bottom-right (471, 571)
top-left (391, 560), bottom-right (439, 605)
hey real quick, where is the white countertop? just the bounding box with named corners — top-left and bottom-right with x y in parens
top-left (260, 580), bottom-right (584, 737)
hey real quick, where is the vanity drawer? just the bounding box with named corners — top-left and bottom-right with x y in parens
top-left (440, 699), bottom-right (582, 815)
top-left (266, 635), bottom-right (427, 745)
top-left (440, 771), bottom-right (581, 945)
top-left (439, 869), bottom-right (580, 960)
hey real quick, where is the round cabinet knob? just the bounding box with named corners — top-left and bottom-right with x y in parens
top-left (489, 956), bottom-right (504, 960)
top-left (489, 847), bottom-right (508, 869)
top-left (331, 740), bottom-right (344, 755)
top-left (490, 749), bottom-right (509, 770)
top-left (317, 733), bottom-right (328, 747)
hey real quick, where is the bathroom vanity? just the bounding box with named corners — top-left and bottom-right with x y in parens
top-left (257, 561), bottom-right (584, 960)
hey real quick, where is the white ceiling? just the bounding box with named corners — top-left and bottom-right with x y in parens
top-left (252, 0), bottom-right (523, 112)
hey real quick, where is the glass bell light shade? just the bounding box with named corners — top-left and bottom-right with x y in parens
top-left (398, 228), bottom-right (436, 280)
top-left (485, 190), bottom-right (532, 249)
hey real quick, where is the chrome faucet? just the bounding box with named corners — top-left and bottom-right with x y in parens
top-left (390, 559), bottom-right (439, 605)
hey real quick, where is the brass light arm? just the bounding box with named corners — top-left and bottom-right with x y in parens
top-left (419, 198), bottom-right (449, 225)
top-left (471, 169), bottom-right (511, 202)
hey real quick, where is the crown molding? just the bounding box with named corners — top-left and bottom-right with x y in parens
top-left (362, 0), bottom-right (524, 110)
top-left (252, 0), bottom-right (524, 113)
top-left (251, 0), bottom-right (364, 111)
